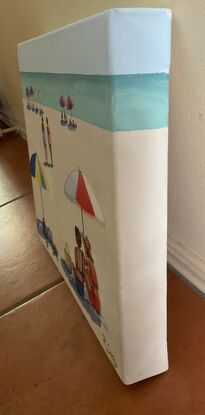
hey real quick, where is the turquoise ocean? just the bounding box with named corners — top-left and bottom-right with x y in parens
top-left (20, 72), bottom-right (169, 132)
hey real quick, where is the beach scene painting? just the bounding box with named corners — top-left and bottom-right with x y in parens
top-left (18, 8), bottom-right (171, 384)
top-left (61, 168), bottom-right (104, 326)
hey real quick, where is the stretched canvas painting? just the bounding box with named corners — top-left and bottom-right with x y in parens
top-left (18, 8), bottom-right (172, 384)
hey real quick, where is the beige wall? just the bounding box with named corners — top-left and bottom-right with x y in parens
top-left (1, 0), bottom-right (205, 290)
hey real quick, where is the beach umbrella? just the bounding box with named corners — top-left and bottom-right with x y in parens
top-left (66, 96), bottom-right (74, 121)
top-left (30, 86), bottom-right (34, 110)
top-left (26, 86), bottom-right (30, 108)
top-left (33, 88), bottom-right (38, 112)
top-left (26, 86), bottom-right (30, 98)
top-left (30, 86), bottom-right (33, 97)
top-left (30, 153), bottom-right (49, 219)
top-left (66, 96), bottom-right (74, 110)
top-left (59, 95), bottom-right (67, 123)
top-left (38, 89), bottom-right (44, 115)
top-left (59, 95), bottom-right (66, 108)
top-left (64, 168), bottom-right (104, 234)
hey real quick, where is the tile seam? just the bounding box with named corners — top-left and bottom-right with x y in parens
top-left (0, 279), bottom-right (64, 318)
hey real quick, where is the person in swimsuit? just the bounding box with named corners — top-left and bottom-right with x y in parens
top-left (41, 116), bottom-right (48, 166)
top-left (74, 226), bottom-right (85, 298)
top-left (83, 234), bottom-right (101, 315)
top-left (63, 112), bottom-right (68, 125)
top-left (46, 117), bottom-right (53, 167)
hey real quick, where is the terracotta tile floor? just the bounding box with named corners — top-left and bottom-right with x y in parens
top-left (0, 133), bottom-right (205, 414)
top-left (0, 133), bottom-right (32, 206)
top-left (0, 194), bottom-right (63, 316)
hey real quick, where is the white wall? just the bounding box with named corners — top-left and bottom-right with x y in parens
top-left (1, 0), bottom-right (205, 290)
top-left (166, 1), bottom-right (205, 291)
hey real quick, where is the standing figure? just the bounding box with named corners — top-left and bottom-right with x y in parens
top-left (38, 89), bottom-right (44, 116)
top-left (74, 226), bottom-right (85, 298)
top-left (62, 112), bottom-right (67, 125)
top-left (64, 242), bottom-right (73, 274)
top-left (34, 88), bottom-right (38, 114)
top-left (30, 86), bottom-right (34, 111)
top-left (83, 235), bottom-right (101, 315)
top-left (59, 95), bottom-right (67, 125)
top-left (46, 117), bottom-right (53, 167)
top-left (26, 86), bottom-right (31, 110)
top-left (41, 116), bottom-right (48, 166)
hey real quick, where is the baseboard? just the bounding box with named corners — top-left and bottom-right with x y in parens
top-left (0, 111), bottom-right (27, 140)
top-left (17, 125), bottom-right (27, 140)
top-left (168, 235), bottom-right (205, 294)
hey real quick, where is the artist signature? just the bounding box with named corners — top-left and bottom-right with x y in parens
top-left (102, 334), bottom-right (118, 369)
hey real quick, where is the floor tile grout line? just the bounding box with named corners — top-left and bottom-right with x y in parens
top-left (0, 192), bottom-right (32, 208)
top-left (0, 279), bottom-right (64, 318)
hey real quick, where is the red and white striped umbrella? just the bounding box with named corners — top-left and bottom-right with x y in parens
top-left (64, 169), bottom-right (104, 232)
